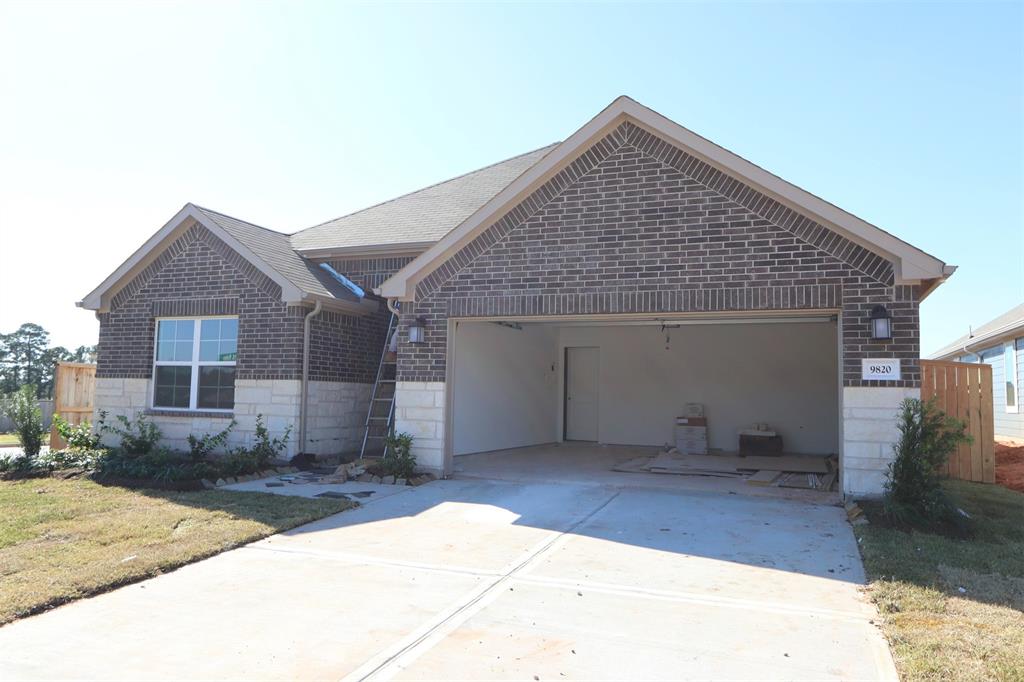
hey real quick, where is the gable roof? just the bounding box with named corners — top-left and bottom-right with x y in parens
top-left (79, 204), bottom-right (377, 314)
top-left (930, 303), bottom-right (1024, 360)
top-left (290, 144), bottom-right (558, 255)
top-left (378, 96), bottom-right (955, 301)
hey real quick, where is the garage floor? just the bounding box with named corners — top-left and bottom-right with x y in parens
top-left (0, 472), bottom-right (893, 680)
top-left (455, 442), bottom-right (841, 504)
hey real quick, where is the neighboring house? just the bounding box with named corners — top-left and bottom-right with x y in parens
top-left (80, 97), bottom-right (954, 497)
top-left (931, 304), bottom-right (1024, 439)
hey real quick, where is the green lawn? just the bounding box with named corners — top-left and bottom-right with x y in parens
top-left (0, 433), bottom-right (20, 446)
top-left (0, 478), bottom-right (353, 624)
top-left (855, 481), bottom-right (1024, 681)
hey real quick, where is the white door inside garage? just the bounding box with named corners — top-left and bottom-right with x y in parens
top-left (449, 314), bottom-right (839, 460)
top-left (564, 347), bottom-right (599, 441)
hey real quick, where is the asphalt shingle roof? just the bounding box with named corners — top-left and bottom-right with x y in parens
top-left (930, 303), bottom-right (1024, 359)
top-left (289, 144), bottom-right (558, 252)
top-left (194, 206), bottom-right (363, 304)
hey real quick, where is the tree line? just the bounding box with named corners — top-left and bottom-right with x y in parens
top-left (0, 323), bottom-right (95, 398)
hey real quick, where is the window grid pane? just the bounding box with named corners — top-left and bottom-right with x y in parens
top-left (154, 366), bottom-right (192, 408)
top-left (197, 367), bottom-right (235, 410)
top-left (199, 318), bottom-right (239, 361)
top-left (154, 317), bottom-right (237, 411)
top-left (156, 319), bottom-right (195, 361)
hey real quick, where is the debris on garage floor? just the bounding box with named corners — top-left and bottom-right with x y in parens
top-left (613, 448), bottom-right (839, 492)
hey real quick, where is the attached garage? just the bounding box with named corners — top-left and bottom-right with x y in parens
top-left (381, 97), bottom-right (953, 497)
top-left (449, 314), bottom-right (839, 460)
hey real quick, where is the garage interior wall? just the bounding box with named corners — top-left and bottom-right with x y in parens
top-left (452, 321), bottom-right (559, 455)
top-left (452, 319), bottom-right (839, 457)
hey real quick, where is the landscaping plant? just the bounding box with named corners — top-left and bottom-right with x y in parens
top-left (248, 414), bottom-right (291, 469)
top-left (52, 414), bottom-right (102, 451)
top-left (0, 385), bottom-right (46, 458)
top-left (381, 431), bottom-right (416, 479)
top-left (103, 413), bottom-right (162, 455)
top-left (883, 397), bottom-right (971, 530)
top-left (186, 420), bottom-right (236, 461)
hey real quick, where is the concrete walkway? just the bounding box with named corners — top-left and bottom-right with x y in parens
top-left (0, 478), bottom-right (896, 680)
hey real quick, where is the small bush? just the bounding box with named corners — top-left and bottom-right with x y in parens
top-left (221, 448), bottom-right (265, 477)
top-left (0, 451), bottom-right (41, 475)
top-left (249, 415), bottom-right (291, 469)
top-left (52, 414), bottom-right (102, 451)
top-left (103, 413), bottom-right (162, 456)
top-left (95, 449), bottom-right (218, 483)
top-left (884, 397), bottom-right (971, 529)
top-left (381, 432), bottom-right (416, 479)
top-left (186, 420), bottom-right (237, 461)
top-left (38, 448), bottom-right (105, 470)
top-left (0, 385), bottom-right (47, 458)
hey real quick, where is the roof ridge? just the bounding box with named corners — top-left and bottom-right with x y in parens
top-left (192, 204), bottom-right (289, 239)
top-left (290, 142), bottom-right (560, 238)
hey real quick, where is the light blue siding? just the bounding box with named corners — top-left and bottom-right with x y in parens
top-left (978, 338), bottom-right (1024, 439)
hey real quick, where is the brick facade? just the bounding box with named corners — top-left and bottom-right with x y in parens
top-left (325, 256), bottom-right (416, 291)
top-left (307, 309), bottom-right (388, 383)
top-left (96, 224), bottom-right (390, 386)
top-left (397, 122), bottom-right (920, 388)
top-left (97, 224), bottom-right (305, 381)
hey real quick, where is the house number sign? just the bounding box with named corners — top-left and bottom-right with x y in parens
top-left (862, 358), bottom-right (901, 381)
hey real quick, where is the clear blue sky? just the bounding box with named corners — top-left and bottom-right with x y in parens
top-left (1, 1), bottom-right (1021, 354)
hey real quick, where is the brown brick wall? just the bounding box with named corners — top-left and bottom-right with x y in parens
top-left (97, 224), bottom-right (306, 380)
top-left (307, 307), bottom-right (389, 383)
top-left (397, 123), bottom-right (920, 388)
top-left (324, 256), bottom-right (416, 291)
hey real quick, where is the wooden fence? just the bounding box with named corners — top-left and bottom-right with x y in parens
top-left (48, 362), bottom-right (97, 449)
top-left (920, 359), bottom-right (995, 483)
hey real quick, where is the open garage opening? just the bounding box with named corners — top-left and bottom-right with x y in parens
top-left (448, 313), bottom-right (841, 489)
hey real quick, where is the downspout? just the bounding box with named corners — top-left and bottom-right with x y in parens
top-left (386, 298), bottom-right (401, 317)
top-left (299, 300), bottom-right (323, 455)
top-left (961, 326), bottom-right (981, 362)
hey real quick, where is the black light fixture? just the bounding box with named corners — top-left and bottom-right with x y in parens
top-left (870, 305), bottom-right (892, 340)
top-left (408, 317), bottom-right (427, 345)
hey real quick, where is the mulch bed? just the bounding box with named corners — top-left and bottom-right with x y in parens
top-left (995, 439), bottom-right (1024, 493)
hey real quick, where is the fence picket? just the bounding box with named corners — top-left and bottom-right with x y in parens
top-left (918, 359), bottom-right (994, 484)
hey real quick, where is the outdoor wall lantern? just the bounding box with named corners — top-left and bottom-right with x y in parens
top-left (870, 305), bottom-right (892, 340)
top-left (408, 317), bottom-right (427, 345)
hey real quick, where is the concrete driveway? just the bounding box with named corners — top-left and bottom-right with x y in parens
top-left (0, 478), bottom-right (896, 681)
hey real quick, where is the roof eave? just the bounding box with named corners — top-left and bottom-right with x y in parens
top-left (295, 241), bottom-right (435, 260)
top-left (81, 203), bottom-right (329, 313)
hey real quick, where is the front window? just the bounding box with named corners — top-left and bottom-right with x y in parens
top-left (153, 317), bottom-right (237, 411)
top-left (1005, 340), bottom-right (1018, 413)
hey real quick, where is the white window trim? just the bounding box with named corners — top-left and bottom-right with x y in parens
top-left (1005, 340), bottom-right (1019, 414)
top-left (151, 316), bottom-right (237, 413)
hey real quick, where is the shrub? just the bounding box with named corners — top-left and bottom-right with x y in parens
top-left (0, 385), bottom-right (46, 458)
top-left (38, 448), bottom-right (105, 471)
top-left (0, 451), bottom-right (41, 475)
top-left (103, 413), bottom-right (162, 456)
top-left (381, 431), bottom-right (416, 479)
top-left (884, 397), bottom-right (971, 529)
top-left (221, 448), bottom-right (264, 477)
top-left (95, 449), bottom-right (218, 483)
top-left (249, 415), bottom-right (291, 469)
top-left (187, 420), bottom-right (237, 461)
top-left (52, 414), bottom-right (102, 451)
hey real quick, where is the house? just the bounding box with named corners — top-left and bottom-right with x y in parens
top-left (930, 304), bottom-right (1024, 439)
top-left (79, 96), bottom-right (954, 497)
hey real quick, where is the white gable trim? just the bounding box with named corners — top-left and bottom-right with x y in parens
top-left (378, 96), bottom-right (951, 301)
top-left (78, 203), bottom-right (356, 313)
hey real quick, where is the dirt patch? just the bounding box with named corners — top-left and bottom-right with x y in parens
top-left (995, 439), bottom-right (1024, 493)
